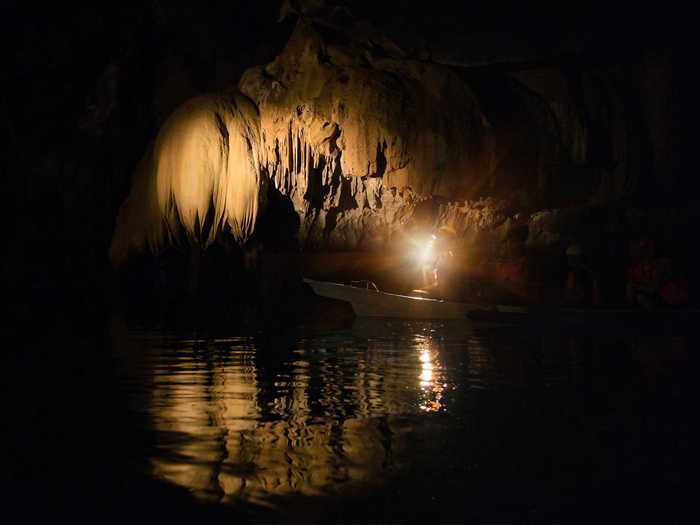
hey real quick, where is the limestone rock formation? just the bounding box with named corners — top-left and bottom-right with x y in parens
top-left (105, 2), bottom-right (679, 305)
top-left (240, 17), bottom-right (495, 250)
top-left (109, 91), bottom-right (265, 265)
top-left (237, 11), bottom-right (631, 254)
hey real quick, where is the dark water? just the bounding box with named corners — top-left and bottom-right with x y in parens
top-left (5, 316), bottom-right (692, 523)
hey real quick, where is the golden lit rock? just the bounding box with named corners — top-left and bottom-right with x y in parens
top-left (239, 18), bottom-right (494, 249)
top-left (109, 91), bottom-right (265, 264)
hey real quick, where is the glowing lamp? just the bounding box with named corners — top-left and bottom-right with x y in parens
top-left (417, 234), bottom-right (437, 264)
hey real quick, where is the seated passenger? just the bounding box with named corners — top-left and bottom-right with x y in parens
top-left (626, 238), bottom-right (661, 309)
top-left (564, 241), bottom-right (600, 306)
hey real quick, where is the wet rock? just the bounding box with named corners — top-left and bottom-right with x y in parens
top-left (8, 1), bottom-right (679, 313)
top-left (240, 16), bottom-right (494, 251)
top-left (237, 9), bottom-right (677, 259)
top-left (109, 92), bottom-right (265, 265)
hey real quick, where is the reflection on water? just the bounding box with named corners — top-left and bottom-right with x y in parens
top-left (416, 335), bottom-right (446, 412)
top-left (111, 318), bottom-right (690, 515)
top-left (132, 328), bottom-right (441, 506)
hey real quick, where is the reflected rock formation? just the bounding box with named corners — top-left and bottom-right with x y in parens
top-left (111, 319), bottom-right (689, 514)
top-left (141, 330), bottom-right (451, 506)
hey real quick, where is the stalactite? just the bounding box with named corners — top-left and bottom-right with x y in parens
top-left (109, 92), bottom-right (264, 265)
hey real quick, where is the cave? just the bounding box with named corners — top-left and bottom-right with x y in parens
top-left (4, 1), bottom-right (689, 523)
top-left (5, 0), bottom-right (686, 323)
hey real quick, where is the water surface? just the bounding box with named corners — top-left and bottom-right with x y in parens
top-left (106, 318), bottom-right (690, 522)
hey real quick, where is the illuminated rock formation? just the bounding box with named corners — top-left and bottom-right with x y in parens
top-left (106, 2), bottom-right (680, 303)
top-left (239, 17), bottom-right (494, 250)
top-left (235, 7), bottom-right (677, 260)
top-left (109, 91), bottom-right (265, 265)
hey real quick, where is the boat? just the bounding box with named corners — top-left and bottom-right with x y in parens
top-left (304, 278), bottom-right (484, 320)
top-left (303, 278), bottom-right (699, 326)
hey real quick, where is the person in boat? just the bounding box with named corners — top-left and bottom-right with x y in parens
top-left (418, 227), bottom-right (454, 294)
top-left (564, 240), bottom-right (600, 306)
top-left (434, 234), bottom-right (455, 297)
top-left (493, 226), bottom-right (531, 304)
top-left (496, 240), bottom-right (525, 294)
top-left (626, 238), bottom-right (689, 309)
top-left (659, 266), bottom-right (689, 307)
top-left (420, 234), bottom-right (438, 290)
top-left (626, 237), bottom-right (664, 309)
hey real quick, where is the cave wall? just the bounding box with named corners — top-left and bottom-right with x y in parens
top-left (240, 17), bottom-right (496, 250)
top-left (5, 0), bottom-right (679, 311)
top-left (4, 2), bottom-right (293, 312)
top-left (238, 8), bottom-right (677, 258)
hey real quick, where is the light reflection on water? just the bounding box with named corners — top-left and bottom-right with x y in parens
top-left (147, 334), bottom-right (436, 505)
top-left (416, 336), bottom-right (445, 412)
top-left (110, 318), bottom-right (689, 512)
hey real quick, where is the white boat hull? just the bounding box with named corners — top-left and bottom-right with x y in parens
top-left (304, 278), bottom-right (478, 320)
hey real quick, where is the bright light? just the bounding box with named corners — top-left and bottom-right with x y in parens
top-left (417, 234), bottom-right (436, 264)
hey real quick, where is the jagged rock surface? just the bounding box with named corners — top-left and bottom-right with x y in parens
top-left (104, 3), bottom-right (677, 275)
top-left (239, 12), bottom-right (673, 254)
top-left (240, 18), bottom-right (498, 251)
